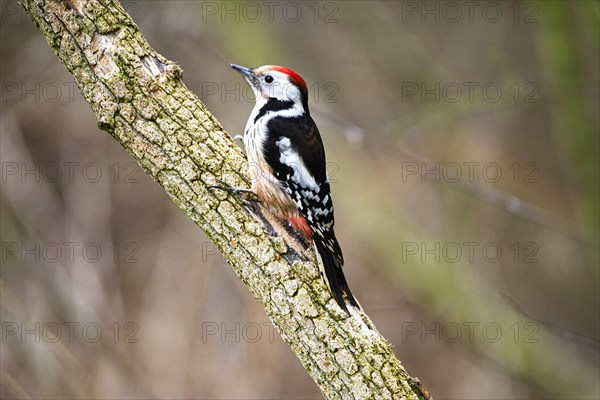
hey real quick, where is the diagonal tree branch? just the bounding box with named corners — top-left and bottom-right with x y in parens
top-left (18, 0), bottom-right (431, 398)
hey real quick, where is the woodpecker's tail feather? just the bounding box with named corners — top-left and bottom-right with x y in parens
top-left (313, 233), bottom-right (360, 314)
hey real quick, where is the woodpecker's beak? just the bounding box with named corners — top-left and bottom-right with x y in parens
top-left (229, 64), bottom-right (255, 85)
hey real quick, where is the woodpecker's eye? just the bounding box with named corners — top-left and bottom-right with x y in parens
top-left (264, 75), bottom-right (274, 83)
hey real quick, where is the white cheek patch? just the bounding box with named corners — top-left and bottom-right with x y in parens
top-left (263, 72), bottom-right (301, 102)
top-left (276, 137), bottom-right (319, 191)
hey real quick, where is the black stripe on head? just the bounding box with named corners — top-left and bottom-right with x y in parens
top-left (254, 98), bottom-right (294, 123)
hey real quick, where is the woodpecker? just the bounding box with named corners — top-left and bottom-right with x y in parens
top-left (229, 63), bottom-right (359, 314)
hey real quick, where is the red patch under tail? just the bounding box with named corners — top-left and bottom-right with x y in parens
top-left (288, 215), bottom-right (313, 239)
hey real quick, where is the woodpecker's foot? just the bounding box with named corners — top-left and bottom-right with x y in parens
top-left (208, 179), bottom-right (258, 205)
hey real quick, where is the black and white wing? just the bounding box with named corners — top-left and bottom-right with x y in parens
top-left (263, 114), bottom-right (358, 312)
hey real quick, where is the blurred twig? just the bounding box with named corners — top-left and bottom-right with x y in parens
top-left (315, 110), bottom-right (597, 243)
top-left (500, 292), bottom-right (600, 351)
top-left (16, 0), bottom-right (431, 398)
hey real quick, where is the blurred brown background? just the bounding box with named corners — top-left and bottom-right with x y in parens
top-left (1, 1), bottom-right (598, 399)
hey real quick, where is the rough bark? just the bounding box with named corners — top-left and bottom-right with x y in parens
top-left (18, 0), bottom-right (431, 398)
